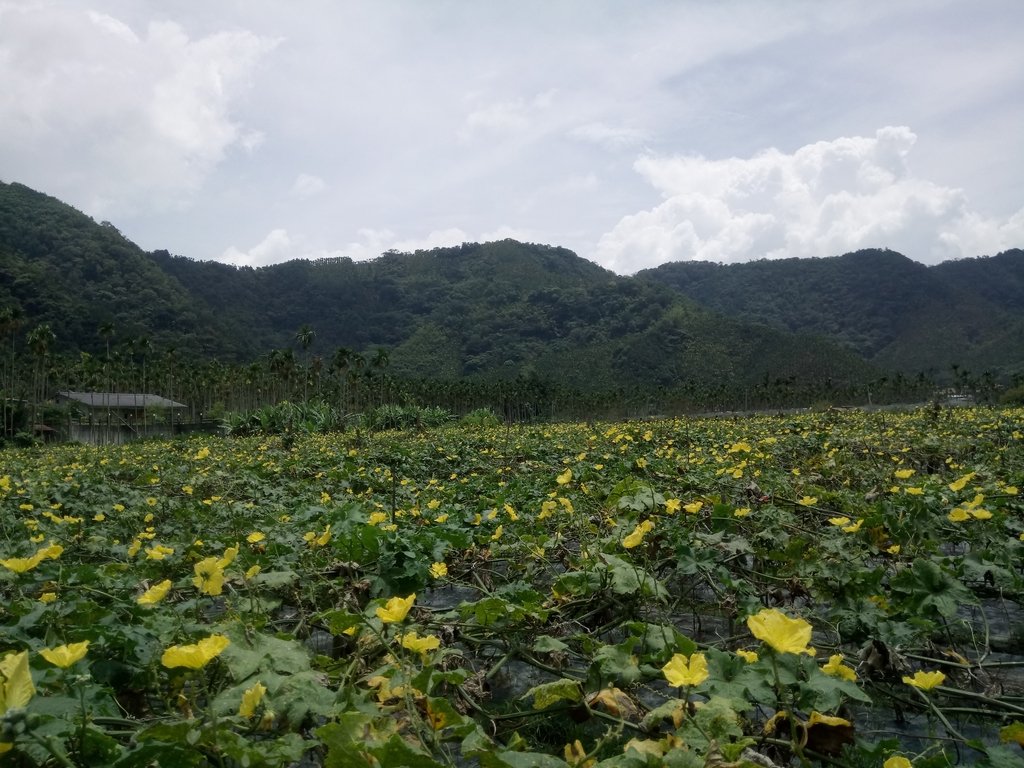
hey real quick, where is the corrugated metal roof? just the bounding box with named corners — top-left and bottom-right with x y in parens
top-left (58, 391), bottom-right (188, 409)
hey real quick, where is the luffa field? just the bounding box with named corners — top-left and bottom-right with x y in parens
top-left (1, 406), bottom-right (1023, 767)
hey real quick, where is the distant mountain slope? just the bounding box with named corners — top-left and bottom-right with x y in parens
top-left (0, 181), bottom-right (233, 356)
top-left (152, 240), bottom-right (875, 393)
top-left (638, 248), bottom-right (1024, 376)
top-left (1, 180), bottom-right (874, 397)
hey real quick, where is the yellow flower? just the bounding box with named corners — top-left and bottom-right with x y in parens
top-left (376, 593), bottom-right (416, 623)
top-left (556, 469), bottom-right (572, 485)
top-left (314, 526), bottom-right (332, 547)
top-left (733, 507), bottom-right (752, 517)
top-left (161, 635), bottom-right (230, 669)
top-left (138, 580), bottom-right (173, 606)
top-left (747, 608), bottom-right (814, 655)
top-left (194, 447), bottom-right (210, 460)
top-left (146, 497), bottom-right (157, 507)
top-left (490, 525), bottom-right (504, 541)
top-left (145, 544), bottom-right (175, 560)
top-left (39, 592), bottom-right (57, 604)
top-left (181, 485), bottom-right (194, 495)
top-left (904, 487), bottom-right (924, 495)
top-left (664, 498), bottom-right (681, 513)
top-left (948, 507), bottom-right (970, 522)
top-left (894, 468), bottom-right (915, 479)
top-left (902, 670), bottom-right (945, 690)
top-left (683, 501), bottom-right (703, 514)
top-left (798, 496), bottom-right (818, 506)
top-left (0, 543), bottom-right (64, 574)
top-left (430, 562), bottom-right (448, 579)
top-left (238, 681), bottom-right (267, 718)
top-left (948, 472), bottom-right (975, 492)
top-left (886, 544), bottom-right (901, 555)
top-left (661, 652), bottom-right (709, 687)
top-left (399, 631), bottom-right (441, 657)
top-left (0, 554), bottom-right (41, 574)
top-left (193, 557), bottom-right (226, 596)
top-left (245, 565), bottom-right (262, 580)
top-left (884, 757), bottom-right (913, 768)
top-left (0, 650), bottom-right (34, 753)
top-left (822, 654), bottom-right (857, 681)
top-left (736, 649), bottom-right (759, 663)
top-left (622, 519), bottom-right (654, 549)
top-left (218, 545), bottom-right (239, 568)
top-left (842, 519), bottom-right (864, 533)
top-left (40, 640), bottom-right (90, 669)
top-left (246, 532), bottom-right (265, 544)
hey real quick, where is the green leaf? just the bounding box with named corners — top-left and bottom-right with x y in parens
top-left (369, 734), bottom-right (445, 768)
top-left (592, 639), bottom-right (643, 685)
top-left (221, 628), bottom-right (313, 679)
top-left (532, 635), bottom-right (570, 654)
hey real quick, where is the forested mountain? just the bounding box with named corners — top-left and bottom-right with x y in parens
top-left (148, 241), bottom-right (873, 395)
top-left (638, 248), bottom-right (1024, 376)
top-left (0, 182), bottom-right (238, 356)
top-left (2, 179), bottom-right (1022, 421)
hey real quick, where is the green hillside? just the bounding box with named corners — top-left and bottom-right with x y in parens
top-left (0, 182), bottom-right (233, 357)
top-left (9, 178), bottom-right (1023, 419)
top-left (638, 248), bottom-right (1024, 377)
top-left (151, 240), bottom-right (873, 396)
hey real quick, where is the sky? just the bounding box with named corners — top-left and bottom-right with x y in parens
top-left (2, 0), bottom-right (1023, 274)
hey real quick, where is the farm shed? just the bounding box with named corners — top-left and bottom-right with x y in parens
top-left (57, 391), bottom-right (189, 445)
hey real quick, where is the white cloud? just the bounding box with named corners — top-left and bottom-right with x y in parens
top-left (458, 91), bottom-right (556, 142)
top-left (594, 127), bottom-right (1024, 273)
top-left (0, 4), bottom-right (278, 215)
top-left (568, 122), bottom-right (649, 151)
top-left (220, 229), bottom-right (292, 267)
top-left (290, 173), bottom-right (327, 199)
top-left (219, 224), bottom-right (534, 268)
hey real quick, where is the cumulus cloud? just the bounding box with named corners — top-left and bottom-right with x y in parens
top-left (594, 127), bottom-right (1024, 273)
top-left (0, 4), bottom-right (277, 215)
top-left (220, 229), bottom-right (292, 267)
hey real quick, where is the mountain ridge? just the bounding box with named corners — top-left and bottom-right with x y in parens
top-left (3, 180), bottom-right (1022, 407)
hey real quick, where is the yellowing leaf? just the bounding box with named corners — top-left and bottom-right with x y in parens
top-left (524, 678), bottom-right (582, 710)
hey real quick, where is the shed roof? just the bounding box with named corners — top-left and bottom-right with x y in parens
top-left (58, 391), bottom-right (188, 409)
